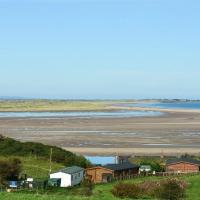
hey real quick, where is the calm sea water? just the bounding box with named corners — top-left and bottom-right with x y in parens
top-left (0, 110), bottom-right (161, 118)
top-left (131, 102), bottom-right (200, 110)
top-left (85, 156), bottom-right (115, 165)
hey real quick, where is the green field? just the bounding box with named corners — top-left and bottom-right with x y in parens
top-left (0, 100), bottom-right (116, 112)
top-left (0, 175), bottom-right (200, 200)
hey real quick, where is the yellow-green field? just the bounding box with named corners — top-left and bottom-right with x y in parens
top-left (0, 100), bottom-right (118, 112)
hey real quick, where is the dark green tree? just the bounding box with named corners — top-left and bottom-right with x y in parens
top-left (0, 158), bottom-right (22, 186)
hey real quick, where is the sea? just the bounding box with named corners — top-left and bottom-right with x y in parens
top-left (85, 156), bottom-right (115, 165)
top-left (130, 101), bottom-right (200, 110)
top-left (0, 110), bottom-right (161, 118)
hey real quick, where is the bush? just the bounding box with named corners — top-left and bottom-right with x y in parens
top-left (138, 180), bottom-right (161, 197)
top-left (79, 179), bottom-right (94, 196)
top-left (156, 178), bottom-right (187, 200)
top-left (111, 182), bottom-right (141, 199)
top-left (0, 158), bottom-right (22, 186)
top-left (111, 179), bottom-right (188, 199)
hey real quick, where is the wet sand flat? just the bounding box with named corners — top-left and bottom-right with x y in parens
top-left (64, 147), bottom-right (200, 156)
top-left (0, 109), bottom-right (200, 156)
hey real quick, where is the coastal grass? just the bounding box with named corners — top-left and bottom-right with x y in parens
top-left (0, 174), bottom-right (199, 200)
top-left (0, 100), bottom-right (115, 112)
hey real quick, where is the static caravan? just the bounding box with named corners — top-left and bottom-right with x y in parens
top-left (50, 166), bottom-right (84, 187)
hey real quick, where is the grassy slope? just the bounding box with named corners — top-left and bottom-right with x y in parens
top-left (0, 175), bottom-right (200, 200)
top-left (0, 156), bottom-right (64, 179)
top-left (0, 100), bottom-right (114, 111)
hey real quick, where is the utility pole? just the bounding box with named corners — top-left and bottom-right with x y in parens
top-left (49, 148), bottom-right (53, 174)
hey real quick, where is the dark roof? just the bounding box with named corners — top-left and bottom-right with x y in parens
top-left (58, 166), bottom-right (84, 174)
top-left (103, 162), bottom-right (139, 171)
top-left (166, 158), bottom-right (200, 166)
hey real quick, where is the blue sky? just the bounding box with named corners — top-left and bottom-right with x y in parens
top-left (0, 0), bottom-right (200, 99)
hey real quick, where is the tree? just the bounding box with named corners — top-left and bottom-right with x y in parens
top-left (140, 160), bottom-right (164, 172)
top-left (0, 158), bottom-right (22, 186)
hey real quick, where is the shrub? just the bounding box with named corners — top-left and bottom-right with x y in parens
top-left (111, 179), bottom-right (188, 199)
top-left (111, 182), bottom-right (141, 199)
top-left (155, 178), bottom-right (187, 200)
top-left (138, 180), bottom-right (161, 196)
top-left (79, 179), bottom-right (94, 196)
top-left (0, 158), bottom-right (22, 186)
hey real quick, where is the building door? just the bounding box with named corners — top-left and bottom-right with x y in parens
top-left (102, 174), bottom-right (112, 183)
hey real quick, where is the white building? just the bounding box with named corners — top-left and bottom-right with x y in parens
top-left (139, 165), bottom-right (152, 173)
top-left (50, 166), bottom-right (84, 187)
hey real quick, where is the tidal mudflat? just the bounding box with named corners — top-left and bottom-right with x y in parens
top-left (0, 102), bottom-right (200, 156)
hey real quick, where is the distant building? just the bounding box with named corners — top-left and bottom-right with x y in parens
top-left (139, 165), bottom-right (152, 173)
top-left (85, 162), bottom-right (139, 183)
top-left (50, 166), bottom-right (84, 187)
top-left (117, 155), bottom-right (131, 164)
top-left (104, 162), bottom-right (139, 178)
top-left (85, 166), bottom-right (113, 183)
top-left (166, 158), bottom-right (200, 173)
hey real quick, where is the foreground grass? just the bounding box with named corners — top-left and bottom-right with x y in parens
top-left (184, 175), bottom-right (200, 200)
top-left (0, 100), bottom-right (115, 112)
top-left (0, 156), bottom-right (64, 179)
top-left (0, 175), bottom-right (200, 200)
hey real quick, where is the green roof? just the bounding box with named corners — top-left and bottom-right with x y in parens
top-left (59, 166), bottom-right (84, 174)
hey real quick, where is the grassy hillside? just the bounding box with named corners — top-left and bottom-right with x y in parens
top-left (0, 135), bottom-right (90, 168)
top-left (0, 175), bottom-right (199, 200)
top-left (0, 135), bottom-right (90, 180)
top-left (0, 156), bottom-right (64, 179)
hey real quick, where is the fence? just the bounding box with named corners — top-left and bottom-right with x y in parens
top-left (112, 171), bottom-right (200, 182)
top-left (0, 180), bottom-right (48, 191)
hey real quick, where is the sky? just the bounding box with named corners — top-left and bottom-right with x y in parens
top-left (0, 0), bottom-right (200, 99)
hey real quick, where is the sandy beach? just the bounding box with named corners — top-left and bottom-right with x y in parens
top-left (0, 104), bottom-right (200, 156)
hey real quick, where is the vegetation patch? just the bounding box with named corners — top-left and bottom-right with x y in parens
top-left (0, 158), bottom-right (22, 186)
top-left (0, 100), bottom-right (113, 111)
top-left (0, 135), bottom-right (90, 169)
top-left (111, 182), bottom-right (141, 199)
top-left (111, 178), bottom-right (187, 199)
top-left (0, 175), bottom-right (199, 199)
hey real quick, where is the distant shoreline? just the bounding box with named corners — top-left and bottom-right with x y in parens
top-left (0, 99), bottom-right (200, 113)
